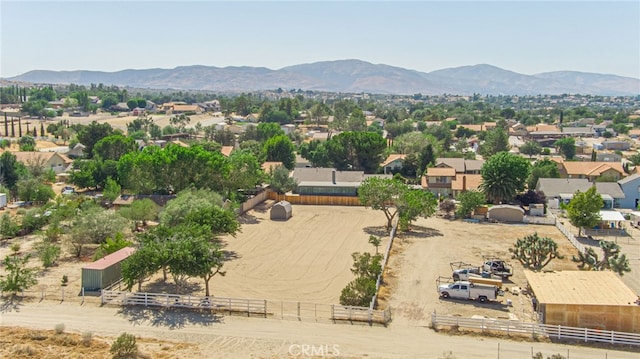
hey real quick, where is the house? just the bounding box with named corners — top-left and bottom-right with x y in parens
top-left (523, 270), bottom-right (639, 332)
top-left (281, 124), bottom-right (296, 135)
top-left (617, 173), bottom-right (640, 209)
top-left (381, 154), bottom-right (406, 174)
top-left (422, 167), bottom-right (456, 198)
top-left (245, 113), bottom-right (260, 123)
top-left (171, 104), bottom-right (201, 114)
top-left (66, 143), bottom-right (86, 159)
top-left (220, 146), bottom-right (234, 157)
top-left (12, 151), bottom-right (72, 174)
top-left (111, 102), bottom-right (130, 112)
top-left (435, 158), bottom-right (484, 174)
top-left (594, 151), bottom-right (622, 162)
top-left (292, 168), bottom-right (391, 196)
top-left (451, 174), bottom-right (483, 197)
top-left (535, 178), bottom-right (625, 209)
top-left (559, 161), bottom-right (625, 182)
top-left (261, 161), bottom-right (284, 173)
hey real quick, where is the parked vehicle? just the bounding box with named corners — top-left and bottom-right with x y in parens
top-left (482, 258), bottom-right (513, 279)
top-left (450, 261), bottom-right (502, 282)
top-left (0, 193), bottom-right (6, 208)
top-left (438, 280), bottom-right (501, 302)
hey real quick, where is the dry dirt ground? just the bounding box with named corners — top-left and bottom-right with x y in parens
top-left (60, 112), bottom-right (226, 133)
top-left (381, 216), bottom-right (581, 326)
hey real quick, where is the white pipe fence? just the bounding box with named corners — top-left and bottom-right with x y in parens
top-left (431, 313), bottom-right (640, 346)
top-left (101, 290), bottom-right (391, 325)
top-left (552, 213), bottom-right (587, 254)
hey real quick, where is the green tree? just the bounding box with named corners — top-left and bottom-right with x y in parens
top-left (103, 177), bottom-right (121, 202)
top-left (268, 165), bottom-right (298, 194)
top-left (565, 187), bottom-right (602, 237)
top-left (298, 140), bottom-right (330, 168)
top-left (0, 254), bottom-right (38, 295)
top-left (480, 152), bottom-right (530, 203)
top-left (339, 252), bottom-right (383, 307)
top-left (93, 233), bottom-right (132, 260)
top-left (519, 141), bottom-right (542, 157)
top-left (0, 151), bottom-right (25, 189)
top-left (118, 198), bottom-right (158, 228)
top-left (224, 150), bottom-right (264, 198)
top-left (77, 121), bottom-right (115, 158)
top-left (68, 207), bottom-right (129, 257)
top-left (263, 135), bottom-right (296, 170)
top-left (93, 134), bottom-right (137, 161)
top-left (479, 127), bottom-right (510, 158)
top-left (325, 132), bottom-right (386, 173)
top-left (628, 153), bottom-right (640, 166)
top-left (368, 235), bottom-right (382, 255)
top-left (509, 232), bottom-right (563, 270)
top-left (527, 159), bottom-right (560, 189)
top-left (455, 190), bottom-right (485, 218)
top-left (555, 137), bottom-right (576, 160)
top-left (572, 240), bottom-right (631, 276)
top-left (359, 177), bottom-right (436, 230)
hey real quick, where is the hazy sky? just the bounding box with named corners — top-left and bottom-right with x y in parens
top-left (2, 1), bottom-right (639, 79)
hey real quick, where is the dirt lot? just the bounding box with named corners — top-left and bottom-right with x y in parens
top-left (382, 216), bottom-right (581, 326)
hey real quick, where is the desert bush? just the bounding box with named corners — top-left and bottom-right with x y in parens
top-left (81, 331), bottom-right (93, 346)
top-left (54, 323), bottom-right (65, 334)
top-left (36, 239), bottom-right (61, 267)
top-left (12, 344), bottom-right (36, 356)
top-left (110, 332), bottom-right (138, 359)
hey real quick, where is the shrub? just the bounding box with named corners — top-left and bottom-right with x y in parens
top-left (36, 240), bottom-right (61, 267)
top-left (81, 331), bottom-right (93, 346)
top-left (110, 332), bottom-right (138, 359)
top-left (54, 323), bottom-right (65, 334)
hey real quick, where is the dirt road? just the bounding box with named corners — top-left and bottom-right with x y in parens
top-left (1, 300), bottom-right (637, 359)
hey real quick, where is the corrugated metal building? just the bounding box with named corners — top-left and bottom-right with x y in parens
top-left (81, 247), bottom-right (136, 291)
top-left (524, 270), bottom-right (640, 332)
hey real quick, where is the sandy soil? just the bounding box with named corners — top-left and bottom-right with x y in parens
top-left (60, 112), bottom-right (225, 133)
top-left (192, 204), bottom-right (388, 303)
top-left (384, 217), bottom-right (581, 326)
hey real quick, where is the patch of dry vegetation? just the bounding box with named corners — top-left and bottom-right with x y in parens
top-left (0, 326), bottom-right (200, 359)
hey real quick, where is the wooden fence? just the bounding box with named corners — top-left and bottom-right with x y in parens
top-left (101, 290), bottom-right (391, 325)
top-left (431, 313), bottom-right (640, 346)
top-left (237, 190), bottom-right (269, 214)
top-left (267, 192), bottom-right (362, 206)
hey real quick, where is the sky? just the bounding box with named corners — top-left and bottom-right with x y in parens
top-left (1, 0), bottom-right (639, 79)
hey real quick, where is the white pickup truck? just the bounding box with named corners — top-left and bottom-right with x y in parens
top-left (438, 281), bottom-right (500, 303)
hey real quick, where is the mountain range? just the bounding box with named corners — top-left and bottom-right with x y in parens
top-left (5, 60), bottom-right (640, 96)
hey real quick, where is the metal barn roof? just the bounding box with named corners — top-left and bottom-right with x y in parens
top-left (82, 247), bottom-right (136, 271)
top-left (524, 270), bottom-right (638, 306)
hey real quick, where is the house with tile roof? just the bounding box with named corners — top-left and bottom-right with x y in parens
top-left (560, 161), bottom-right (625, 182)
top-left (381, 154), bottom-right (406, 174)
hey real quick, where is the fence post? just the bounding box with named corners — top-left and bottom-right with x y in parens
top-left (81, 287), bottom-right (84, 304)
top-left (610, 330), bottom-right (614, 344)
top-left (558, 325), bottom-right (561, 339)
top-left (264, 299), bottom-right (267, 318)
top-left (584, 327), bottom-right (588, 342)
top-left (331, 305), bottom-right (334, 322)
top-left (247, 300), bottom-right (250, 317)
top-left (297, 302), bottom-right (301, 321)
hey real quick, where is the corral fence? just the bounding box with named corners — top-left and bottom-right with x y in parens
top-left (551, 213), bottom-right (587, 254)
top-left (101, 290), bottom-right (391, 325)
top-left (431, 313), bottom-right (640, 346)
top-left (267, 192), bottom-right (362, 206)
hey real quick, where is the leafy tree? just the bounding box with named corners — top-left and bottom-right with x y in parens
top-left (93, 233), bottom-right (132, 260)
top-left (339, 252), bottom-right (382, 307)
top-left (0, 151), bottom-right (25, 189)
top-left (519, 141), bottom-right (542, 157)
top-left (359, 177), bottom-right (436, 230)
top-left (68, 207), bottom-right (129, 257)
top-left (455, 190), bottom-right (485, 218)
top-left (35, 239), bottom-right (61, 267)
top-left (16, 178), bottom-right (55, 203)
top-left (103, 177), bottom-right (121, 201)
top-left (572, 240), bottom-right (631, 276)
top-left (77, 121), bottom-right (114, 158)
top-left (527, 159), bottom-right (560, 189)
top-left (93, 134), bottom-right (137, 161)
top-left (263, 135), bottom-right (296, 170)
top-left (368, 235), bottom-right (382, 255)
top-left (509, 232), bottom-right (563, 270)
top-left (255, 122), bottom-right (285, 142)
top-left (182, 237), bottom-right (226, 296)
top-left (159, 189), bottom-right (223, 226)
top-left (121, 243), bottom-right (160, 291)
top-left (479, 127), bottom-right (509, 158)
top-left (224, 150), bottom-right (264, 198)
top-left (0, 254), bottom-right (38, 295)
top-left (0, 213), bottom-right (20, 239)
top-left (298, 140), bottom-right (330, 167)
top-left (325, 132), bottom-right (386, 173)
top-left (555, 137), bottom-right (576, 160)
top-left (396, 188), bottom-right (437, 231)
top-left (118, 198), bottom-right (158, 228)
top-left (515, 190), bottom-right (546, 206)
top-left (439, 199), bottom-right (456, 218)
top-left (268, 165), bottom-right (298, 194)
top-left (480, 152), bottom-right (530, 203)
top-left (628, 153), bottom-right (640, 166)
top-left (69, 160), bottom-right (98, 189)
top-left (565, 187), bottom-right (602, 237)
top-left (18, 135), bottom-right (36, 151)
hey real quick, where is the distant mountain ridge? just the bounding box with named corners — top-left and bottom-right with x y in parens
top-left (6, 60), bottom-right (640, 95)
